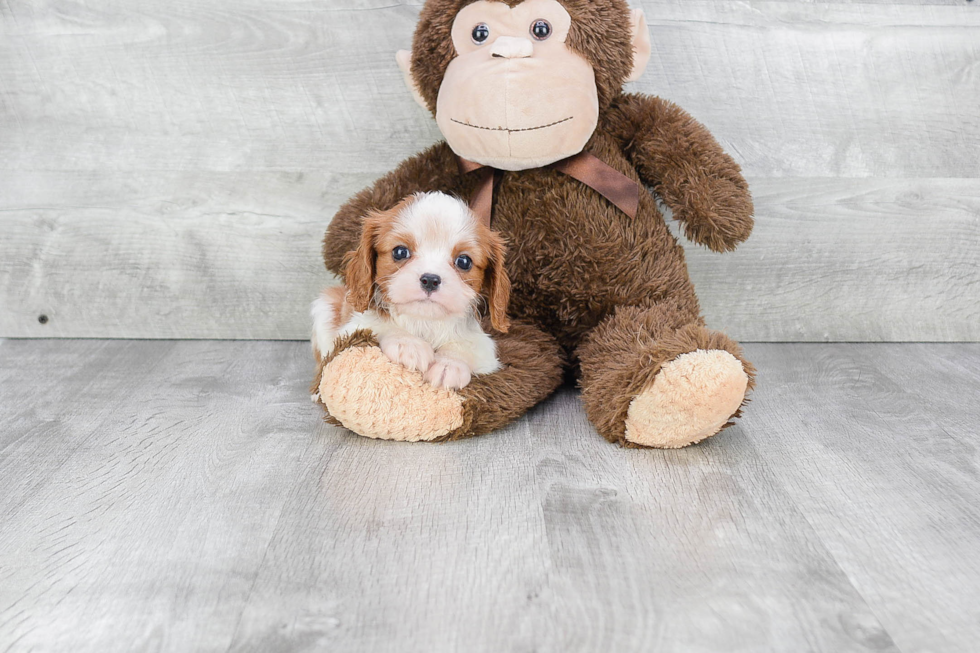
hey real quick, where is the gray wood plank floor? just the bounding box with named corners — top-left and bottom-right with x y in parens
top-left (1, 340), bottom-right (978, 652)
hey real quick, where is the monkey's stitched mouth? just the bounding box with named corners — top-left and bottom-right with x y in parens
top-left (450, 116), bottom-right (573, 133)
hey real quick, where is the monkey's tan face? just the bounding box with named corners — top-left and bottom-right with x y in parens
top-left (435, 0), bottom-right (599, 171)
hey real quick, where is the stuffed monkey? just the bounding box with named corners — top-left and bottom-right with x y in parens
top-left (313, 0), bottom-right (755, 448)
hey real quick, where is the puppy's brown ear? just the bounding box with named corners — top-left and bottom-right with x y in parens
top-left (485, 231), bottom-right (511, 333)
top-left (343, 213), bottom-right (381, 312)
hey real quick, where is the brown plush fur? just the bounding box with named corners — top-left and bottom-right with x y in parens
top-left (319, 0), bottom-right (756, 444)
top-left (440, 318), bottom-right (564, 440)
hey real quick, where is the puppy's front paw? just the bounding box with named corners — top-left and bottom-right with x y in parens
top-left (379, 334), bottom-right (435, 373)
top-left (424, 355), bottom-right (472, 390)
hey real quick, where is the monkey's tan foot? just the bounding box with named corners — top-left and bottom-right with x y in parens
top-left (319, 345), bottom-right (463, 442)
top-left (624, 349), bottom-right (748, 449)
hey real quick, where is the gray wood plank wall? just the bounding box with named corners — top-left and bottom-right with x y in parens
top-left (1, 0), bottom-right (978, 340)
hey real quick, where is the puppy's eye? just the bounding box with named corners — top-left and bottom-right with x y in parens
top-left (530, 19), bottom-right (551, 41)
top-left (472, 23), bottom-right (490, 44)
top-left (454, 254), bottom-right (473, 271)
top-left (392, 246), bottom-right (411, 261)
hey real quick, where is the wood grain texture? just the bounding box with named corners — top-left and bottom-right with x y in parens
top-left (2, 1), bottom-right (977, 176)
top-left (2, 174), bottom-right (976, 340)
top-left (0, 340), bottom-right (324, 651)
top-left (740, 342), bottom-right (980, 653)
top-left (2, 340), bottom-right (979, 651)
top-left (1, 1), bottom-right (978, 340)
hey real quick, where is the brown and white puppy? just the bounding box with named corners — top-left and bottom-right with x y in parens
top-left (312, 192), bottom-right (510, 390)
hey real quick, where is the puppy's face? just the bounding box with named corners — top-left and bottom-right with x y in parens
top-left (345, 193), bottom-right (510, 331)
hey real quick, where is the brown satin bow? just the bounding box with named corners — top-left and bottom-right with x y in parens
top-left (458, 151), bottom-right (640, 227)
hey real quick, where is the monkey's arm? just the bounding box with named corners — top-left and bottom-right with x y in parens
top-left (605, 93), bottom-right (753, 252)
top-left (323, 142), bottom-right (460, 276)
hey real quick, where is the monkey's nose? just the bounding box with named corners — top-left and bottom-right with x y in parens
top-left (419, 273), bottom-right (442, 294)
top-left (490, 36), bottom-right (534, 59)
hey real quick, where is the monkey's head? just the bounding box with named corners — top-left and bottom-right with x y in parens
top-left (397, 0), bottom-right (651, 171)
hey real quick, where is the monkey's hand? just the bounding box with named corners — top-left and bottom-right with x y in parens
top-left (606, 93), bottom-right (754, 253)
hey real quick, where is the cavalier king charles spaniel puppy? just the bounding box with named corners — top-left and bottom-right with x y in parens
top-left (312, 192), bottom-right (510, 390)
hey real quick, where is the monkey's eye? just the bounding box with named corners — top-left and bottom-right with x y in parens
top-left (454, 254), bottom-right (473, 271)
top-left (530, 19), bottom-right (551, 41)
top-left (392, 246), bottom-right (411, 261)
top-left (471, 23), bottom-right (490, 44)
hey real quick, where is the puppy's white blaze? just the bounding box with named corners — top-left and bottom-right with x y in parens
top-left (311, 293), bottom-right (337, 358)
top-left (397, 192), bottom-right (477, 248)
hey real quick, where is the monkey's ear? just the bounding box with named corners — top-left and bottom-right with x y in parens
top-left (396, 50), bottom-right (429, 110)
top-left (625, 9), bottom-right (651, 83)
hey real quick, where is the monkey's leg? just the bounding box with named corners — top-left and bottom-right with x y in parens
top-left (577, 303), bottom-right (755, 449)
top-left (312, 321), bottom-right (563, 442)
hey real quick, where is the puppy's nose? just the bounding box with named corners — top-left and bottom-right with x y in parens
top-left (419, 273), bottom-right (442, 294)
